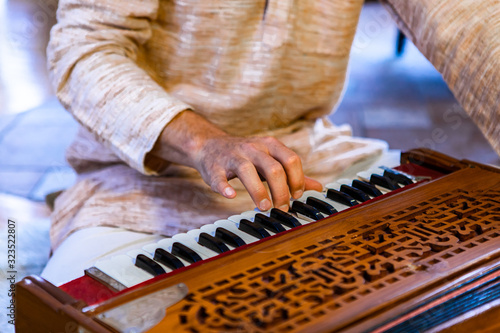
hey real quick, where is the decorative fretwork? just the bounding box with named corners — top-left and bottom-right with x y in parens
top-left (175, 189), bottom-right (500, 332)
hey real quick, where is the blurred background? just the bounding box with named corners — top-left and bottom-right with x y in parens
top-left (0, 0), bottom-right (498, 330)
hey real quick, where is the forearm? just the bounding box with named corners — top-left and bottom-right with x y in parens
top-left (49, 0), bottom-right (193, 174)
top-left (147, 110), bottom-right (228, 170)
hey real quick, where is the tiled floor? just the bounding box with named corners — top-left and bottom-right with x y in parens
top-left (0, 2), bottom-right (498, 331)
top-left (0, 98), bottom-right (77, 199)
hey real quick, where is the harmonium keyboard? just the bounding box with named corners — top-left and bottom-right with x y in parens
top-left (16, 148), bottom-right (500, 332)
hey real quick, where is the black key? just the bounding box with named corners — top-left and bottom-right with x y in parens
top-left (239, 219), bottom-right (271, 239)
top-left (370, 174), bottom-right (401, 190)
top-left (216, 227), bottom-right (246, 248)
top-left (198, 232), bottom-right (230, 254)
top-left (135, 254), bottom-right (166, 276)
top-left (254, 214), bottom-right (286, 233)
top-left (306, 196), bottom-right (338, 215)
top-left (291, 201), bottom-right (324, 221)
top-left (326, 189), bottom-right (358, 207)
top-left (352, 179), bottom-right (383, 197)
top-left (154, 248), bottom-right (185, 270)
top-left (270, 208), bottom-right (302, 228)
top-left (171, 242), bottom-right (203, 264)
top-left (383, 169), bottom-right (413, 186)
top-left (340, 184), bottom-right (371, 202)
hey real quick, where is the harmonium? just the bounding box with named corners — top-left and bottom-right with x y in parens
top-left (16, 148), bottom-right (500, 332)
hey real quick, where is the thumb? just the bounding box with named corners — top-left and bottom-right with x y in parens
top-left (211, 173), bottom-right (237, 199)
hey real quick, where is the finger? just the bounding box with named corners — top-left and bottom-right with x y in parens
top-left (304, 176), bottom-right (323, 192)
top-left (264, 137), bottom-right (305, 199)
top-left (210, 171), bottom-right (237, 199)
top-left (250, 152), bottom-right (291, 211)
top-left (232, 159), bottom-right (272, 211)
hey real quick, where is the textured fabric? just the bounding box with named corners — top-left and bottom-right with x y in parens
top-left (47, 0), bottom-right (499, 249)
top-left (48, 0), bottom-right (364, 175)
top-left (50, 119), bottom-right (387, 249)
top-left (380, 0), bottom-right (500, 154)
top-left (41, 227), bottom-right (165, 286)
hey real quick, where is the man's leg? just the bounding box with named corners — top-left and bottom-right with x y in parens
top-left (41, 227), bottom-right (164, 286)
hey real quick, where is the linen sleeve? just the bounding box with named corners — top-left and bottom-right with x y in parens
top-left (48, 0), bottom-right (193, 175)
top-left (380, 0), bottom-right (500, 155)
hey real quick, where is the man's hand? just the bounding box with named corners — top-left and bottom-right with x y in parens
top-left (148, 110), bottom-right (323, 211)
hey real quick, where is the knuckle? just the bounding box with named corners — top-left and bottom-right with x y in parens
top-left (272, 192), bottom-right (290, 207)
top-left (240, 141), bottom-right (258, 152)
top-left (254, 188), bottom-right (269, 199)
top-left (261, 136), bottom-right (279, 145)
top-left (210, 182), bottom-right (220, 193)
top-left (236, 160), bottom-right (254, 174)
top-left (268, 163), bottom-right (285, 179)
top-left (284, 153), bottom-right (301, 166)
top-left (209, 177), bottom-right (223, 192)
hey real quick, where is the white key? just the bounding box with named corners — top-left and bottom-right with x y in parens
top-left (243, 207), bottom-right (312, 228)
top-left (197, 224), bottom-right (237, 250)
top-left (186, 228), bottom-right (204, 241)
top-left (142, 242), bottom-right (161, 255)
top-left (272, 208), bottom-right (313, 226)
top-left (230, 212), bottom-right (292, 235)
top-left (326, 181), bottom-right (377, 201)
top-left (153, 239), bottom-right (193, 267)
top-left (299, 190), bottom-right (350, 213)
top-left (336, 178), bottom-right (354, 186)
top-left (254, 211), bottom-right (294, 231)
top-left (378, 166), bottom-right (418, 183)
top-left (357, 170), bottom-right (372, 183)
top-left (200, 223), bottom-right (245, 250)
top-left (172, 233), bottom-right (216, 259)
top-left (213, 219), bottom-right (260, 244)
top-left (273, 209), bottom-right (313, 228)
top-left (380, 166), bottom-right (418, 181)
top-left (126, 248), bottom-right (150, 259)
top-left (325, 182), bottom-right (342, 191)
top-left (143, 242), bottom-right (190, 267)
top-left (185, 228), bottom-right (234, 254)
top-left (368, 168), bottom-right (384, 176)
top-left (95, 255), bottom-right (152, 288)
top-left (228, 214), bottom-right (253, 223)
top-left (325, 182), bottom-right (341, 190)
top-left (326, 179), bottom-right (382, 201)
top-left (241, 210), bottom-right (259, 219)
top-left (199, 223), bottom-right (219, 236)
top-left (156, 238), bottom-right (178, 251)
top-left (357, 170), bottom-right (391, 194)
top-left (336, 178), bottom-right (385, 199)
top-left (126, 249), bottom-right (173, 275)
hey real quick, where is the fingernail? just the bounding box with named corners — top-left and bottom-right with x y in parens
top-left (224, 187), bottom-right (235, 197)
top-left (293, 190), bottom-right (303, 199)
top-left (279, 204), bottom-right (289, 212)
top-left (259, 199), bottom-right (271, 211)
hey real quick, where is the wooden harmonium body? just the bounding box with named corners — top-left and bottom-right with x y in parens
top-left (16, 149), bottom-right (500, 332)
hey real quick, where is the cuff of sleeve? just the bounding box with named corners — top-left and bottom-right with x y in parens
top-left (111, 99), bottom-right (193, 176)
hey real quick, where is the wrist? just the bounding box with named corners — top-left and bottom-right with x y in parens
top-left (149, 110), bottom-right (228, 168)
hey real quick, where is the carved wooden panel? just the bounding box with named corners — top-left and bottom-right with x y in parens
top-left (164, 188), bottom-right (500, 332)
top-left (14, 152), bottom-right (500, 333)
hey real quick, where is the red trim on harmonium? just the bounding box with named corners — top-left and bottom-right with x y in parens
top-left (59, 275), bottom-right (119, 305)
top-left (395, 162), bottom-right (444, 179)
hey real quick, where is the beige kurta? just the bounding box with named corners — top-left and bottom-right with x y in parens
top-left (47, 0), bottom-right (500, 249)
